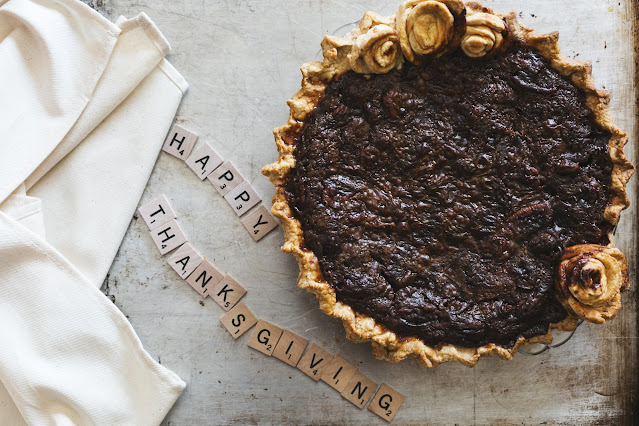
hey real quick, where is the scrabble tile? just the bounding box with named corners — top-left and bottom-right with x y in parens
top-left (185, 143), bottom-right (224, 180)
top-left (219, 302), bottom-right (257, 339)
top-left (224, 181), bottom-right (261, 217)
top-left (207, 161), bottom-right (243, 196)
top-left (138, 195), bottom-right (176, 230)
top-left (272, 330), bottom-right (308, 367)
top-left (167, 243), bottom-right (203, 279)
top-left (368, 384), bottom-right (405, 422)
top-left (186, 260), bottom-right (225, 298)
top-left (150, 219), bottom-right (187, 255)
top-left (297, 343), bottom-right (333, 381)
top-left (320, 355), bottom-right (357, 392)
top-left (162, 124), bottom-right (198, 160)
top-left (341, 371), bottom-right (378, 409)
top-left (211, 275), bottom-right (246, 311)
top-left (240, 204), bottom-right (278, 241)
top-left (247, 319), bottom-right (283, 356)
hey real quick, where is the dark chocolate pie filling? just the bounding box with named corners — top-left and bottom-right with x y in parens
top-left (285, 42), bottom-right (614, 348)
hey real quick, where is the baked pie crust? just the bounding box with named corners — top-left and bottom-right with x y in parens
top-left (263, 0), bottom-right (634, 367)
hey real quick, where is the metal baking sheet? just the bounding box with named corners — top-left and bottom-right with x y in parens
top-left (91, 0), bottom-right (638, 423)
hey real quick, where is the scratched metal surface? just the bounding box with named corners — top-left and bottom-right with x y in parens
top-left (92, 0), bottom-right (637, 424)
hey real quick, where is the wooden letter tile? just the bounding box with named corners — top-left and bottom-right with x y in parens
top-left (185, 143), bottom-right (224, 180)
top-left (219, 302), bottom-right (257, 339)
top-left (162, 124), bottom-right (198, 160)
top-left (341, 371), bottom-right (378, 409)
top-left (368, 383), bottom-right (405, 422)
top-left (167, 243), bottom-right (203, 279)
top-left (150, 219), bottom-right (187, 255)
top-left (247, 319), bottom-right (283, 356)
top-left (224, 181), bottom-right (261, 217)
top-left (272, 330), bottom-right (308, 367)
top-left (185, 260), bottom-right (224, 297)
top-left (138, 195), bottom-right (176, 230)
top-left (320, 355), bottom-right (357, 392)
top-left (297, 343), bottom-right (333, 381)
top-left (207, 160), bottom-right (243, 196)
top-left (240, 204), bottom-right (278, 241)
top-left (211, 275), bottom-right (246, 311)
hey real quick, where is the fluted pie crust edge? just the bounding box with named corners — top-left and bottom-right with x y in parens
top-left (262, 1), bottom-right (634, 367)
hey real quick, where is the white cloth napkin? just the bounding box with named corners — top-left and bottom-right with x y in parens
top-left (0, 0), bottom-right (189, 424)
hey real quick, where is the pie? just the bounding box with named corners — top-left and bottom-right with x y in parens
top-left (262, 0), bottom-right (634, 367)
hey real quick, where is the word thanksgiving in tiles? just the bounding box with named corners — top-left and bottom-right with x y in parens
top-left (138, 123), bottom-right (405, 422)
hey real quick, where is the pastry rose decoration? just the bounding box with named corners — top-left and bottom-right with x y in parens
top-left (461, 10), bottom-right (507, 58)
top-left (348, 13), bottom-right (402, 74)
top-left (396, 0), bottom-right (465, 64)
top-left (555, 244), bottom-right (629, 324)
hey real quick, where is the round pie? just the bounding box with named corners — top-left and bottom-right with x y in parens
top-left (263, 0), bottom-right (634, 367)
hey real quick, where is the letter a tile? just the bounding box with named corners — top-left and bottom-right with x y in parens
top-left (167, 242), bottom-right (203, 279)
top-left (185, 143), bottom-right (224, 180)
top-left (320, 355), bottom-right (357, 392)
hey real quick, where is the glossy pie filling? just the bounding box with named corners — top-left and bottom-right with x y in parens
top-left (285, 42), bottom-right (614, 348)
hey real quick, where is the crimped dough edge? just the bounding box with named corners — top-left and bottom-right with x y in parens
top-left (262, 1), bottom-right (634, 367)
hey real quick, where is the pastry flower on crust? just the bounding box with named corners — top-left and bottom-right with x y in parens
top-left (555, 244), bottom-right (629, 324)
top-left (461, 9), bottom-right (507, 58)
top-left (396, 0), bottom-right (465, 64)
top-left (348, 12), bottom-right (402, 74)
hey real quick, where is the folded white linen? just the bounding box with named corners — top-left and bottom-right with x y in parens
top-left (29, 55), bottom-right (188, 288)
top-left (0, 210), bottom-right (186, 425)
top-left (0, 1), bottom-right (189, 424)
top-left (0, 0), bottom-right (120, 204)
top-left (25, 12), bottom-right (171, 191)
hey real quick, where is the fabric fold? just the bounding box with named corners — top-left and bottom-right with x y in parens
top-left (0, 212), bottom-right (186, 425)
top-left (25, 11), bottom-right (172, 190)
top-left (29, 60), bottom-right (188, 287)
top-left (0, 1), bottom-right (189, 424)
top-left (0, 0), bottom-right (121, 203)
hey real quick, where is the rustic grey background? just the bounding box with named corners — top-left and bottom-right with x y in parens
top-left (89, 0), bottom-right (637, 424)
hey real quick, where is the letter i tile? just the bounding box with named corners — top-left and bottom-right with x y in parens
top-left (272, 330), bottom-right (308, 367)
top-left (320, 355), bottom-right (358, 392)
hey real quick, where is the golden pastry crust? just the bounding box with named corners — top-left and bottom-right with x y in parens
top-left (262, 0), bottom-right (634, 367)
